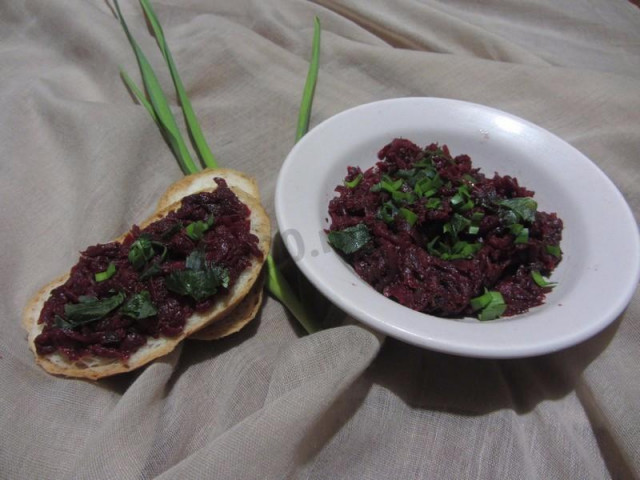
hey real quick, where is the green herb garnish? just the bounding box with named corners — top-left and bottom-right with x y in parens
top-left (128, 235), bottom-right (156, 270)
top-left (186, 215), bottom-right (215, 241)
top-left (509, 223), bottom-right (530, 244)
top-left (344, 173), bottom-right (363, 189)
top-left (443, 213), bottom-right (471, 239)
top-left (470, 290), bottom-right (507, 321)
top-left (546, 245), bottom-right (562, 258)
top-left (327, 224), bottom-right (372, 255)
top-left (497, 197), bottom-right (537, 224)
top-left (372, 175), bottom-right (403, 194)
top-left (531, 270), bottom-right (556, 288)
top-left (377, 201), bottom-right (399, 224)
top-left (61, 292), bottom-right (126, 328)
top-left (166, 250), bottom-right (230, 302)
top-left (414, 174), bottom-right (442, 198)
top-left (428, 239), bottom-right (482, 260)
top-left (399, 208), bottom-right (418, 226)
top-left (120, 290), bottom-right (158, 319)
top-left (425, 198), bottom-right (441, 209)
top-left (95, 262), bottom-right (116, 282)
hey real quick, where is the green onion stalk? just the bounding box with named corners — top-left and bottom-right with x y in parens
top-left (115, 0), bottom-right (322, 333)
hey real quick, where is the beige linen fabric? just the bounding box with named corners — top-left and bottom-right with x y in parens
top-left (1, 1), bottom-right (639, 478)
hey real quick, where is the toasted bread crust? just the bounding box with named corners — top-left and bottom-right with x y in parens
top-left (157, 168), bottom-right (260, 211)
top-left (191, 272), bottom-right (265, 341)
top-left (24, 174), bottom-right (270, 380)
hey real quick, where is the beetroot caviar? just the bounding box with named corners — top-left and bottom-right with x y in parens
top-left (327, 139), bottom-right (563, 320)
top-left (35, 179), bottom-right (262, 361)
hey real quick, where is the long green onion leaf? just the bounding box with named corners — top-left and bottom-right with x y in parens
top-left (264, 15), bottom-right (323, 334)
top-left (295, 16), bottom-right (321, 142)
top-left (264, 16), bottom-right (323, 334)
top-left (139, 0), bottom-right (218, 169)
top-left (265, 256), bottom-right (320, 334)
top-left (120, 69), bottom-right (159, 125)
top-left (117, 3), bottom-right (322, 334)
top-left (114, 0), bottom-right (199, 175)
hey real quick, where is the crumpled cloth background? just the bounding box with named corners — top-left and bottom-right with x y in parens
top-left (1, 1), bottom-right (639, 479)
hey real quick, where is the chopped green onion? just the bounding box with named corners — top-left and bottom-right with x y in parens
top-left (377, 175), bottom-right (403, 193)
top-left (391, 190), bottom-right (416, 204)
top-left (509, 223), bottom-right (529, 244)
top-left (344, 173), bottom-right (363, 188)
top-left (377, 201), bottom-right (398, 224)
top-left (450, 193), bottom-right (464, 206)
top-left (95, 262), bottom-right (117, 282)
top-left (531, 270), bottom-right (557, 288)
top-left (546, 245), bottom-right (562, 258)
top-left (470, 211), bottom-right (485, 223)
top-left (444, 213), bottom-right (471, 239)
top-left (463, 174), bottom-right (477, 184)
top-left (399, 208), bottom-right (418, 226)
top-left (450, 185), bottom-right (474, 211)
top-left (470, 290), bottom-right (507, 321)
top-left (185, 215), bottom-right (215, 241)
top-left (425, 198), bottom-right (441, 209)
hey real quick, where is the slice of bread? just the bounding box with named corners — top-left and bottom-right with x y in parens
top-left (155, 169), bottom-right (266, 342)
top-left (23, 177), bottom-right (270, 380)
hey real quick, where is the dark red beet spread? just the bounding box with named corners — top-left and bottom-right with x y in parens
top-left (35, 178), bottom-right (262, 360)
top-left (327, 139), bottom-right (563, 319)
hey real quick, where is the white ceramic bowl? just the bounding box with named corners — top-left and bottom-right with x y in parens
top-left (275, 97), bottom-right (640, 358)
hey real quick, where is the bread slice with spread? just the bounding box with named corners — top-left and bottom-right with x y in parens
top-left (23, 171), bottom-right (270, 380)
top-left (156, 168), bottom-right (266, 341)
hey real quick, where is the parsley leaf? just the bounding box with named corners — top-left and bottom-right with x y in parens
top-left (61, 292), bottom-right (126, 328)
top-left (128, 235), bottom-right (156, 270)
top-left (120, 290), bottom-right (158, 319)
top-left (165, 250), bottom-right (230, 302)
top-left (497, 197), bottom-right (537, 224)
top-left (327, 223), bottom-right (372, 255)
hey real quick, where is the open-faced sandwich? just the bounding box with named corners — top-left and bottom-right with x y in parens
top-left (23, 169), bottom-right (270, 380)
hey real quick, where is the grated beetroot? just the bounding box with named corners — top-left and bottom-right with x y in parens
top-left (35, 178), bottom-right (262, 361)
top-left (327, 138), bottom-right (563, 319)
